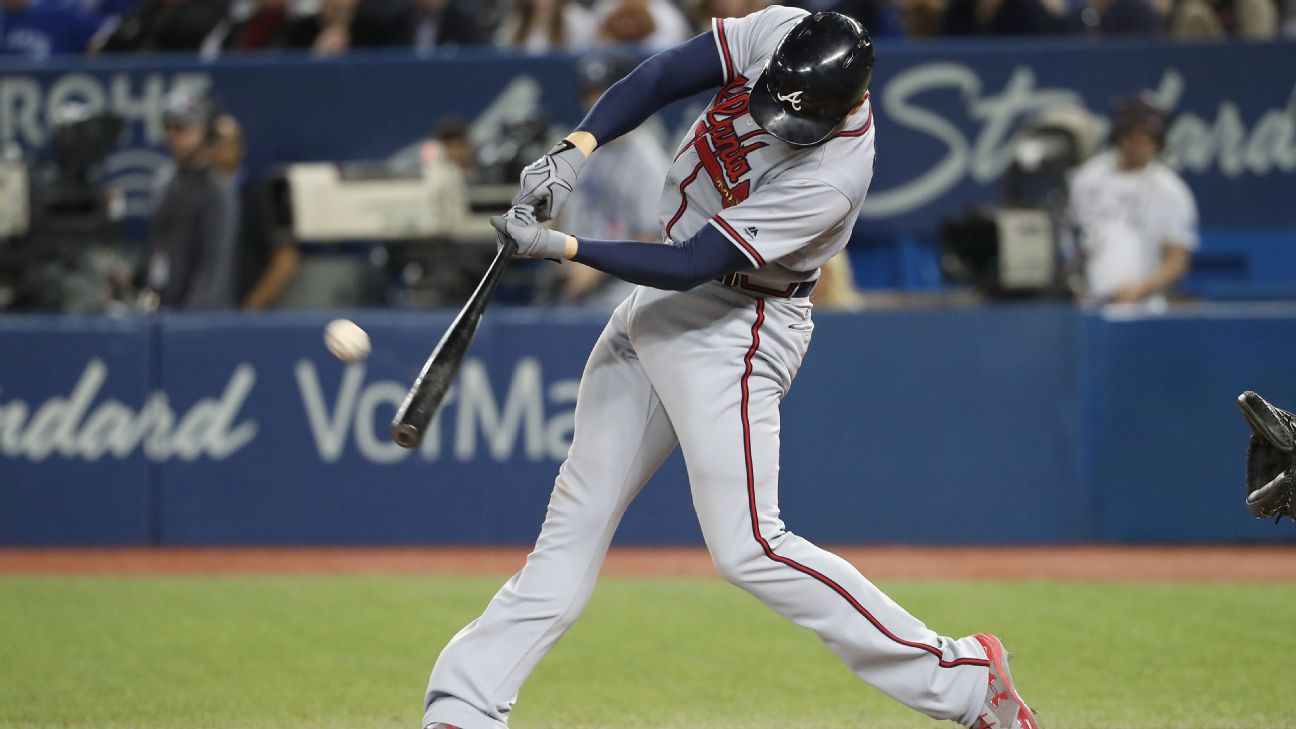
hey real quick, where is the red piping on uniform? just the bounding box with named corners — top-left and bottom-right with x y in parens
top-left (833, 103), bottom-right (874, 139)
top-left (716, 19), bottom-right (735, 82)
top-left (665, 161), bottom-right (705, 241)
top-left (713, 215), bottom-right (765, 266)
top-left (738, 298), bottom-right (989, 671)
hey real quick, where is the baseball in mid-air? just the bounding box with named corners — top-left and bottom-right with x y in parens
top-left (324, 319), bottom-right (371, 362)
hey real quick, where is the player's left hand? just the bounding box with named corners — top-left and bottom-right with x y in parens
top-left (491, 205), bottom-right (571, 260)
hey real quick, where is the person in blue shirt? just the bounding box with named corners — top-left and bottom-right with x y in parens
top-left (0, 0), bottom-right (100, 59)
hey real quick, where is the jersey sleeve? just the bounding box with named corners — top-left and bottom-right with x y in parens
top-left (711, 5), bottom-right (808, 83)
top-left (1154, 176), bottom-right (1199, 251)
top-left (708, 177), bottom-right (853, 268)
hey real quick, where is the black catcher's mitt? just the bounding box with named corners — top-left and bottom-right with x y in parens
top-left (1238, 390), bottom-right (1296, 523)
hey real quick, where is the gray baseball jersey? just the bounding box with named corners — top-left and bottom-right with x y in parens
top-left (660, 5), bottom-right (876, 290)
top-left (422, 10), bottom-right (996, 729)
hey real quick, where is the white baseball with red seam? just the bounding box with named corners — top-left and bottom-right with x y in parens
top-left (324, 319), bottom-right (370, 362)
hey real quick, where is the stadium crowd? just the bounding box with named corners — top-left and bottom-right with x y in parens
top-left (2, 0), bottom-right (1293, 60)
top-left (0, 1), bottom-right (1225, 313)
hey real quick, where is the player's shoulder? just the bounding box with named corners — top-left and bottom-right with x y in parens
top-left (802, 100), bottom-right (875, 201)
top-left (772, 147), bottom-right (868, 213)
top-left (719, 4), bottom-right (808, 29)
top-left (750, 4), bottom-right (811, 26)
top-left (715, 5), bottom-right (808, 59)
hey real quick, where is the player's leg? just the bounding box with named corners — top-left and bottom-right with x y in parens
top-left (423, 293), bottom-right (678, 729)
top-left (635, 289), bottom-right (989, 726)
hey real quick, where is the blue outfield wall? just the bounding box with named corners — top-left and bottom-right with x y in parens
top-left (3, 305), bottom-right (1295, 546)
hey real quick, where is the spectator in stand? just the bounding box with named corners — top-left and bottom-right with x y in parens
top-left (208, 113), bottom-right (301, 309)
top-left (1069, 96), bottom-right (1198, 305)
top-left (893, 0), bottom-right (948, 35)
top-left (1073, 0), bottom-right (1164, 35)
top-left (941, 0), bottom-right (1068, 34)
top-left (1, 0), bottom-right (101, 58)
top-left (1169, 0), bottom-right (1278, 37)
top-left (208, 0), bottom-right (295, 53)
top-left (97, 0), bottom-right (227, 52)
top-left (428, 117), bottom-right (479, 180)
top-left (496, 0), bottom-right (596, 53)
top-left (594, 0), bottom-right (690, 50)
top-left (782, 0), bottom-right (897, 37)
top-left (144, 89), bottom-right (239, 310)
top-left (537, 55), bottom-right (668, 308)
top-left (284, 0), bottom-right (397, 55)
top-left (392, 0), bottom-right (488, 51)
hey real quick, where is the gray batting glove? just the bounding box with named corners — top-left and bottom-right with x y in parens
top-left (515, 139), bottom-right (586, 221)
top-left (490, 205), bottom-right (570, 260)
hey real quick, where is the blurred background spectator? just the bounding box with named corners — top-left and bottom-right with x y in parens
top-left (1074, 0), bottom-right (1164, 35)
top-left (497, 0), bottom-right (596, 53)
top-left (782, 0), bottom-right (898, 36)
top-left (282, 0), bottom-right (398, 55)
top-left (594, 0), bottom-right (691, 49)
top-left (940, 0), bottom-right (1067, 35)
top-left (428, 117), bottom-right (479, 181)
top-left (209, 113), bottom-right (302, 309)
top-left (97, 0), bottom-right (227, 52)
top-left (1, 0), bottom-right (101, 58)
top-left (203, 0), bottom-right (299, 54)
top-left (1, 0), bottom-right (1286, 314)
top-left (1068, 96), bottom-right (1197, 304)
top-left (392, 0), bottom-right (490, 52)
top-left (144, 89), bottom-right (238, 309)
top-left (1168, 0), bottom-right (1279, 37)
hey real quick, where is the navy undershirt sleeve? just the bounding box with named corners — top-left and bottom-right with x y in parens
top-left (571, 224), bottom-right (754, 291)
top-left (575, 31), bottom-right (725, 144)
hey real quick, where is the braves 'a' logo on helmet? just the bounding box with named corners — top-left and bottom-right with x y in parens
top-left (776, 90), bottom-right (804, 111)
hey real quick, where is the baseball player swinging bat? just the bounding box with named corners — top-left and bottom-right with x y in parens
top-left (390, 235), bottom-right (518, 448)
top-left (421, 10), bottom-right (1040, 729)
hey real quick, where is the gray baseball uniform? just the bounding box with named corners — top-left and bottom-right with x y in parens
top-left (423, 8), bottom-right (991, 729)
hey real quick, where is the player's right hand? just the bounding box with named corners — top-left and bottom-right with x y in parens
top-left (491, 205), bottom-right (570, 260)
top-left (515, 139), bottom-right (587, 222)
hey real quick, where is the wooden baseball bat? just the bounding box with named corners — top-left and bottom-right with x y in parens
top-left (391, 236), bottom-right (518, 448)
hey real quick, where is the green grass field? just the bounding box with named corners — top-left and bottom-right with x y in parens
top-left (2, 575), bottom-right (1293, 729)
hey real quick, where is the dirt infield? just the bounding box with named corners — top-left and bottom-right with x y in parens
top-left (1, 545), bottom-right (1294, 581)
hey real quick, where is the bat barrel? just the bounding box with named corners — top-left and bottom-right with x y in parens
top-left (389, 236), bottom-right (517, 449)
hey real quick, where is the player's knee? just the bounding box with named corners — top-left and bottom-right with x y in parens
top-left (543, 478), bottom-right (621, 531)
top-left (708, 542), bottom-right (765, 586)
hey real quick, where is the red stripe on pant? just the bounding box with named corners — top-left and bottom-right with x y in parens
top-left (738, 298), bottom-right (988, 670)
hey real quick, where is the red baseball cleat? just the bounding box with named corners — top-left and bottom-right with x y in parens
top-left (970, 633), bottom-right (1040, 729)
